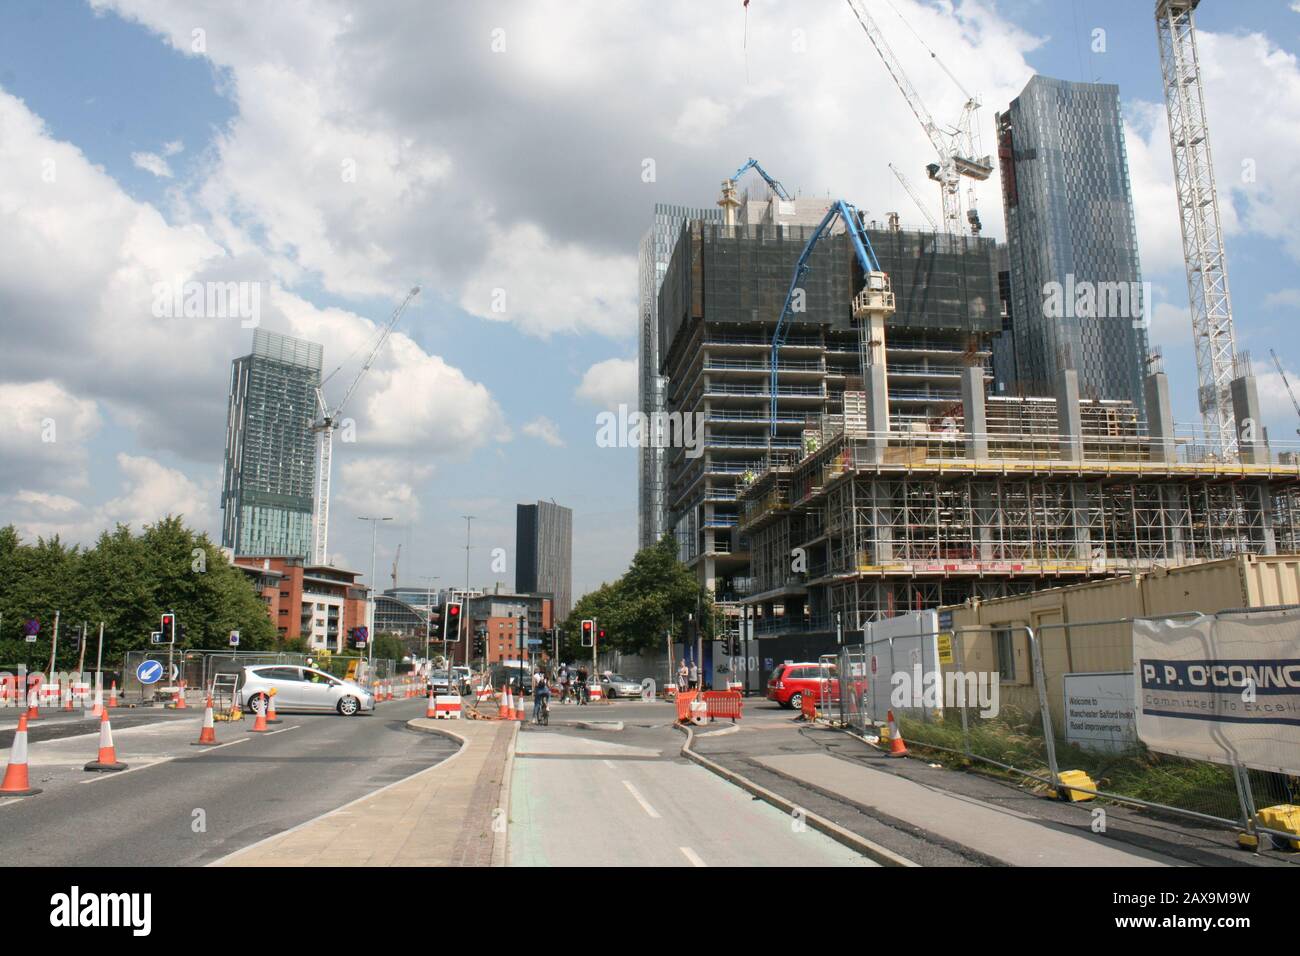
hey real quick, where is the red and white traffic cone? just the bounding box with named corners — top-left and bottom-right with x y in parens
top-left (885, 710), bottom-right (909, 758)
top-left (265, 691), bottom-right (281, 724)
top-left (502, 687), bottom-right (513, 721)
top-left (173, 681), bottom-right (188, 710)
top-left (0, 714), bottom-right (42, 796)
top-left (25, 687), bottom-right (40, 721)
top-left (62, 684), bottom-right (75, 712)
top-left (108, 681), bottom-right (119, 708)
top-left (84, 709), bottom-right (128, 772)
top-left (89, 682), bottom-right (104, 717)
top-left (193, 696), bottom-right (218, 746)
top-left (425, 686), bottom-right (437, 719)
top-left (248, 697), bottom-right (269, 733)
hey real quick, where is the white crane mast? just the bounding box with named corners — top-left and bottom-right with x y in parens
top-left (311, 286), bottom-right (421, 565)
top-left (1155, 0), bottom-right (1238, 460)
top-left (889, 162), bottom-right (939, 231)
top-left (844, 0), bottom-right (992, 235)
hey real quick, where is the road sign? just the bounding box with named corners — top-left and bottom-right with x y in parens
top-left (149, 631), bottom-right (164, 645)
top-left (527, 638), bottom-right (542, 645)
top-left (137, 660), bottom-right (164, 685)
top-left (23, 618), bottom-right (39, 642)
top-left (229, 630), bottom-right (240, 646)
top-left (937, 632), bottom-right (954, 665)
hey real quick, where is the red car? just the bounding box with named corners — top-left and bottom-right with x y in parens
top-left (766, 662), bottom-right (840, 710)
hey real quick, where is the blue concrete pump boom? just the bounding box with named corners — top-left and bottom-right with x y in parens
top-left (769, 200), bottom-right (888, 437)
top-left (730, 157), bottom-right (793, 201)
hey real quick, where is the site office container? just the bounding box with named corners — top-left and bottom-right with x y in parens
top-left (939, 554), bottom-right (1300, 727)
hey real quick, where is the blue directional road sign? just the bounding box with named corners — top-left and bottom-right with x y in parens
top-left (137, 659), bottom-right (164, 685)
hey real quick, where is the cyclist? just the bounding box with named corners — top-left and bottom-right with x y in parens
top-left (576, 666), bottom-right (589, 705)
top-left (532, 668), bottom-right (551, 723)
top-left (559, 666), bottom-right (572, 704)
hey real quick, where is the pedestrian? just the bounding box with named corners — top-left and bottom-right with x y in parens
top-left (577, 666), bottom-right (589, 705)
top-left (677, 661), bottom-right (689, 692)
top-left (688, 660), bottom-right (699, 690)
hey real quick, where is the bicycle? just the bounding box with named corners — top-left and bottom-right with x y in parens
top-left (534, 695), bottom-right (550, 726)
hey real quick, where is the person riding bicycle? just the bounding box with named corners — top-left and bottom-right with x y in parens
top-left (576, 666), bottom-right (589, 705)
top-left (532, 668), bottom-right (551, 722)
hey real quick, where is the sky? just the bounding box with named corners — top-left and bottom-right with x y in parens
top-left (2, 0), bottom-right (1299, 602)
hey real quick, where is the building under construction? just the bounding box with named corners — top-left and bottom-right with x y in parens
top-left (655, 192), bottom-right (1300, 656)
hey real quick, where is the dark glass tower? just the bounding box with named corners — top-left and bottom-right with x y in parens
top-left (516, 500), bottom-right (573, 620)
top-left (221, 330), bottom-right (322, 557)
top-left (997, 75), bottom-right (1149, 415)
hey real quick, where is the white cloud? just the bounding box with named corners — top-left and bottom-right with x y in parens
top-left (522, 416), bottom-right (565, 447)
top-left (1265, 289), bottom-right (1300, 310)
top-left (576, 357), bottom-right (637, 410)
top-left (0, 380), bottom-right (101, 493)
top-left (161, 140), bottom-right (184, 156)
top-left (335, 457), bottom-right (432, 522)
top-left (131, 150), bottom-right (173, 178)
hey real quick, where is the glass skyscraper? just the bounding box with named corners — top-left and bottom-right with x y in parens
top-left (516, 500), bottom-right (573, 620)
top-left (638, 203), bottom-right (722, 550)
top-left (221, 329), bottom-right (322, 557)
top-left (997, 75), bottom-right (1149, 415)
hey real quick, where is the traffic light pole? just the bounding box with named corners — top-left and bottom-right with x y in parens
top-left (591, 616), bottom-right (597, 681)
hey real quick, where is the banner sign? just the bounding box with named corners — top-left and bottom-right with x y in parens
top-left (1133, 611), bottom-right (1300, 775)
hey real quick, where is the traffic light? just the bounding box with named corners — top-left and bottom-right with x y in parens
top-left (473, 632), bottom-right (486, 657)
top-left (444, 601), bottom-right (462, 642)
top-left (160, 612), bottom-right (176, 645)
top-left (597, 627), bottom-right (607, 643)
top-left (70, 626), bottom-right (83, 654)
top-left (426, 608), bottom-right (441, 640)
top-left (580, 619), bottom-right (594, 647)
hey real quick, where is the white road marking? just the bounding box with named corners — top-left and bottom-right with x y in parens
top-left (602, 759), bottom-right (615, 768)
top-left (680, 846), bottom-right (707, 867)
top-left (622, 780), bottom-right (660, 819)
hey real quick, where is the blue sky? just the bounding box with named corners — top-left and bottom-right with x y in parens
top-left (2, 0), bottom-right (1298, 601)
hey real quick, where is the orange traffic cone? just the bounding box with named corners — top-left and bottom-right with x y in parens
top-left (425, 687), bottom-right (437, 719)
top-left (502, 687), bottom-right (513, 721)
top-left (193, 697), bottom-right (218, 746)
top-left (173, 681), bottom-right (188, 709)
top-left (108, 681), bottom-right (119, 708)
top-left (25, 687), bottom-right (39, 720)
top-left (886, 710), bottom-right (909, 758)
top-left (84, 709), bottom-right (128, 772)
top-left (89, 682), bottom-right (104, 717)
top-left (265, 691), bottom-right (281, 724)
top-left (248, 696), bottom-right (269, 732)
top-left (0, 714), bottom-right (41, 796)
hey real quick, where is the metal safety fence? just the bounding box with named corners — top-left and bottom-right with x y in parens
top-left (832, 610), bottom-right (1300, 852)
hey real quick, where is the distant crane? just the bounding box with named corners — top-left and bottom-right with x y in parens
top-left (770, 200), bottom-right (895, 437)
top-left (391, 543), bottom-right (401, 590)
top-left (719, 157), bottom-right (792, 227)
top-left (311, 286), bottom-right (421, 565)
top-left (1156, 0), bottom-right (1239, 459)
top-left (1269, 349), bottom-right (1300, 438)
top-left (844, 0), bottom-right (992, 235)
top-left (889, 162), bottom-right (939, 232)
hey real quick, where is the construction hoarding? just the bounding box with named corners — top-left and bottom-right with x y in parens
top-left (1133, 610), bottom-right (1300, 775)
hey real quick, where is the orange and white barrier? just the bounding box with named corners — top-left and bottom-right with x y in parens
top-left (588, 682), bottom-right (603, 702)
top-left (434, 695), bottom-right (462, 720)
top-left (475, 684), bottom-right (493, 702)
top-left (84, 710), bottom-right (128, 772)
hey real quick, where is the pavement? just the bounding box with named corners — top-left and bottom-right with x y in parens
top-left (507, 702), bottom-right (876, 867)
top-left (214, 715), bottom-right (514, 867)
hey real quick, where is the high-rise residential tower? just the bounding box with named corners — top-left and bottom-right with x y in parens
top-left (516, 500), bottom-right (573, 620)
top-left (221, 329), bottom-right (322, 558)
top-left (638, 203), bottom-right (723, 550)
top-left (997, 75), bottom-right (1149, 415)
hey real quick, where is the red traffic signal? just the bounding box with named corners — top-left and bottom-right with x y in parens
top-left (598, 628), bottom-right (607, 641)
top-left (581, 619), bottom-right (594, 647)
top-left (443, 601), bottom-right (463, 642)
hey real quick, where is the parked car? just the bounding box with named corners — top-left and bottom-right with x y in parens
top-left (240, 665), bottom-right (374, 716)
top-left (766, 662), bottom-right (839, 710)
top-left (600, 673), bottom-right (643, 699)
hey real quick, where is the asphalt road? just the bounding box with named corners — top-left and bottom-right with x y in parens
top-left (0, 697), bottom-right (455, 866)
top-left (509, 698), bottom-right (875, 867)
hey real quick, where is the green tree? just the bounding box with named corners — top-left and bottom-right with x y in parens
top-left (560, 533), bottom-right (713, 658)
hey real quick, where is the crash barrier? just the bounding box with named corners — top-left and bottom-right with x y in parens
top-left (800, 692), bottom-right (816, 721)
top-left (434, 695), bottom-right (462, 720)
top-left (835, 609), bottom-right (1300, 852)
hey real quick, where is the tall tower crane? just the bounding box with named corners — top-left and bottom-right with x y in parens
top-left (719, 157), bottom-right (792, 227)
top-left (311, 285), bottom-right (421, 565)
top-left (844, 0), bottom-right (993, 235)
top-left (889, 162), bottom-right (939, 232)
top-left (1156, 0), bottom-right (1239, 459)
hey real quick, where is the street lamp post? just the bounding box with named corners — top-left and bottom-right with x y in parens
top-left (358, 515), bottom-right (393, 680)
top-left (462, 515), bottom-right (474, 674)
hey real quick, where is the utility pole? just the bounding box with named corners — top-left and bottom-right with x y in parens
top-left (421, 575), bottom-right (439, 669)
top-left (358, 515), bottom-right (393, 679)
top-left (462, 515), bottom-right (474, 674)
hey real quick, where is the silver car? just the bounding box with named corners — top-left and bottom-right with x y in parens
top-left (240, 665), bottom-right (375, 716)
top-left (600, 673), bottom-right (644, 699)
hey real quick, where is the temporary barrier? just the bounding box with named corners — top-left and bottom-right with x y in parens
top-left (800, 692), bottom-right (816, 721)
top-left (703, 691), bottom-right (744, 722)
top-left (588, 682), bottom-right (604, 702)
top-left (434, 695), bottom-right (462, 720)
